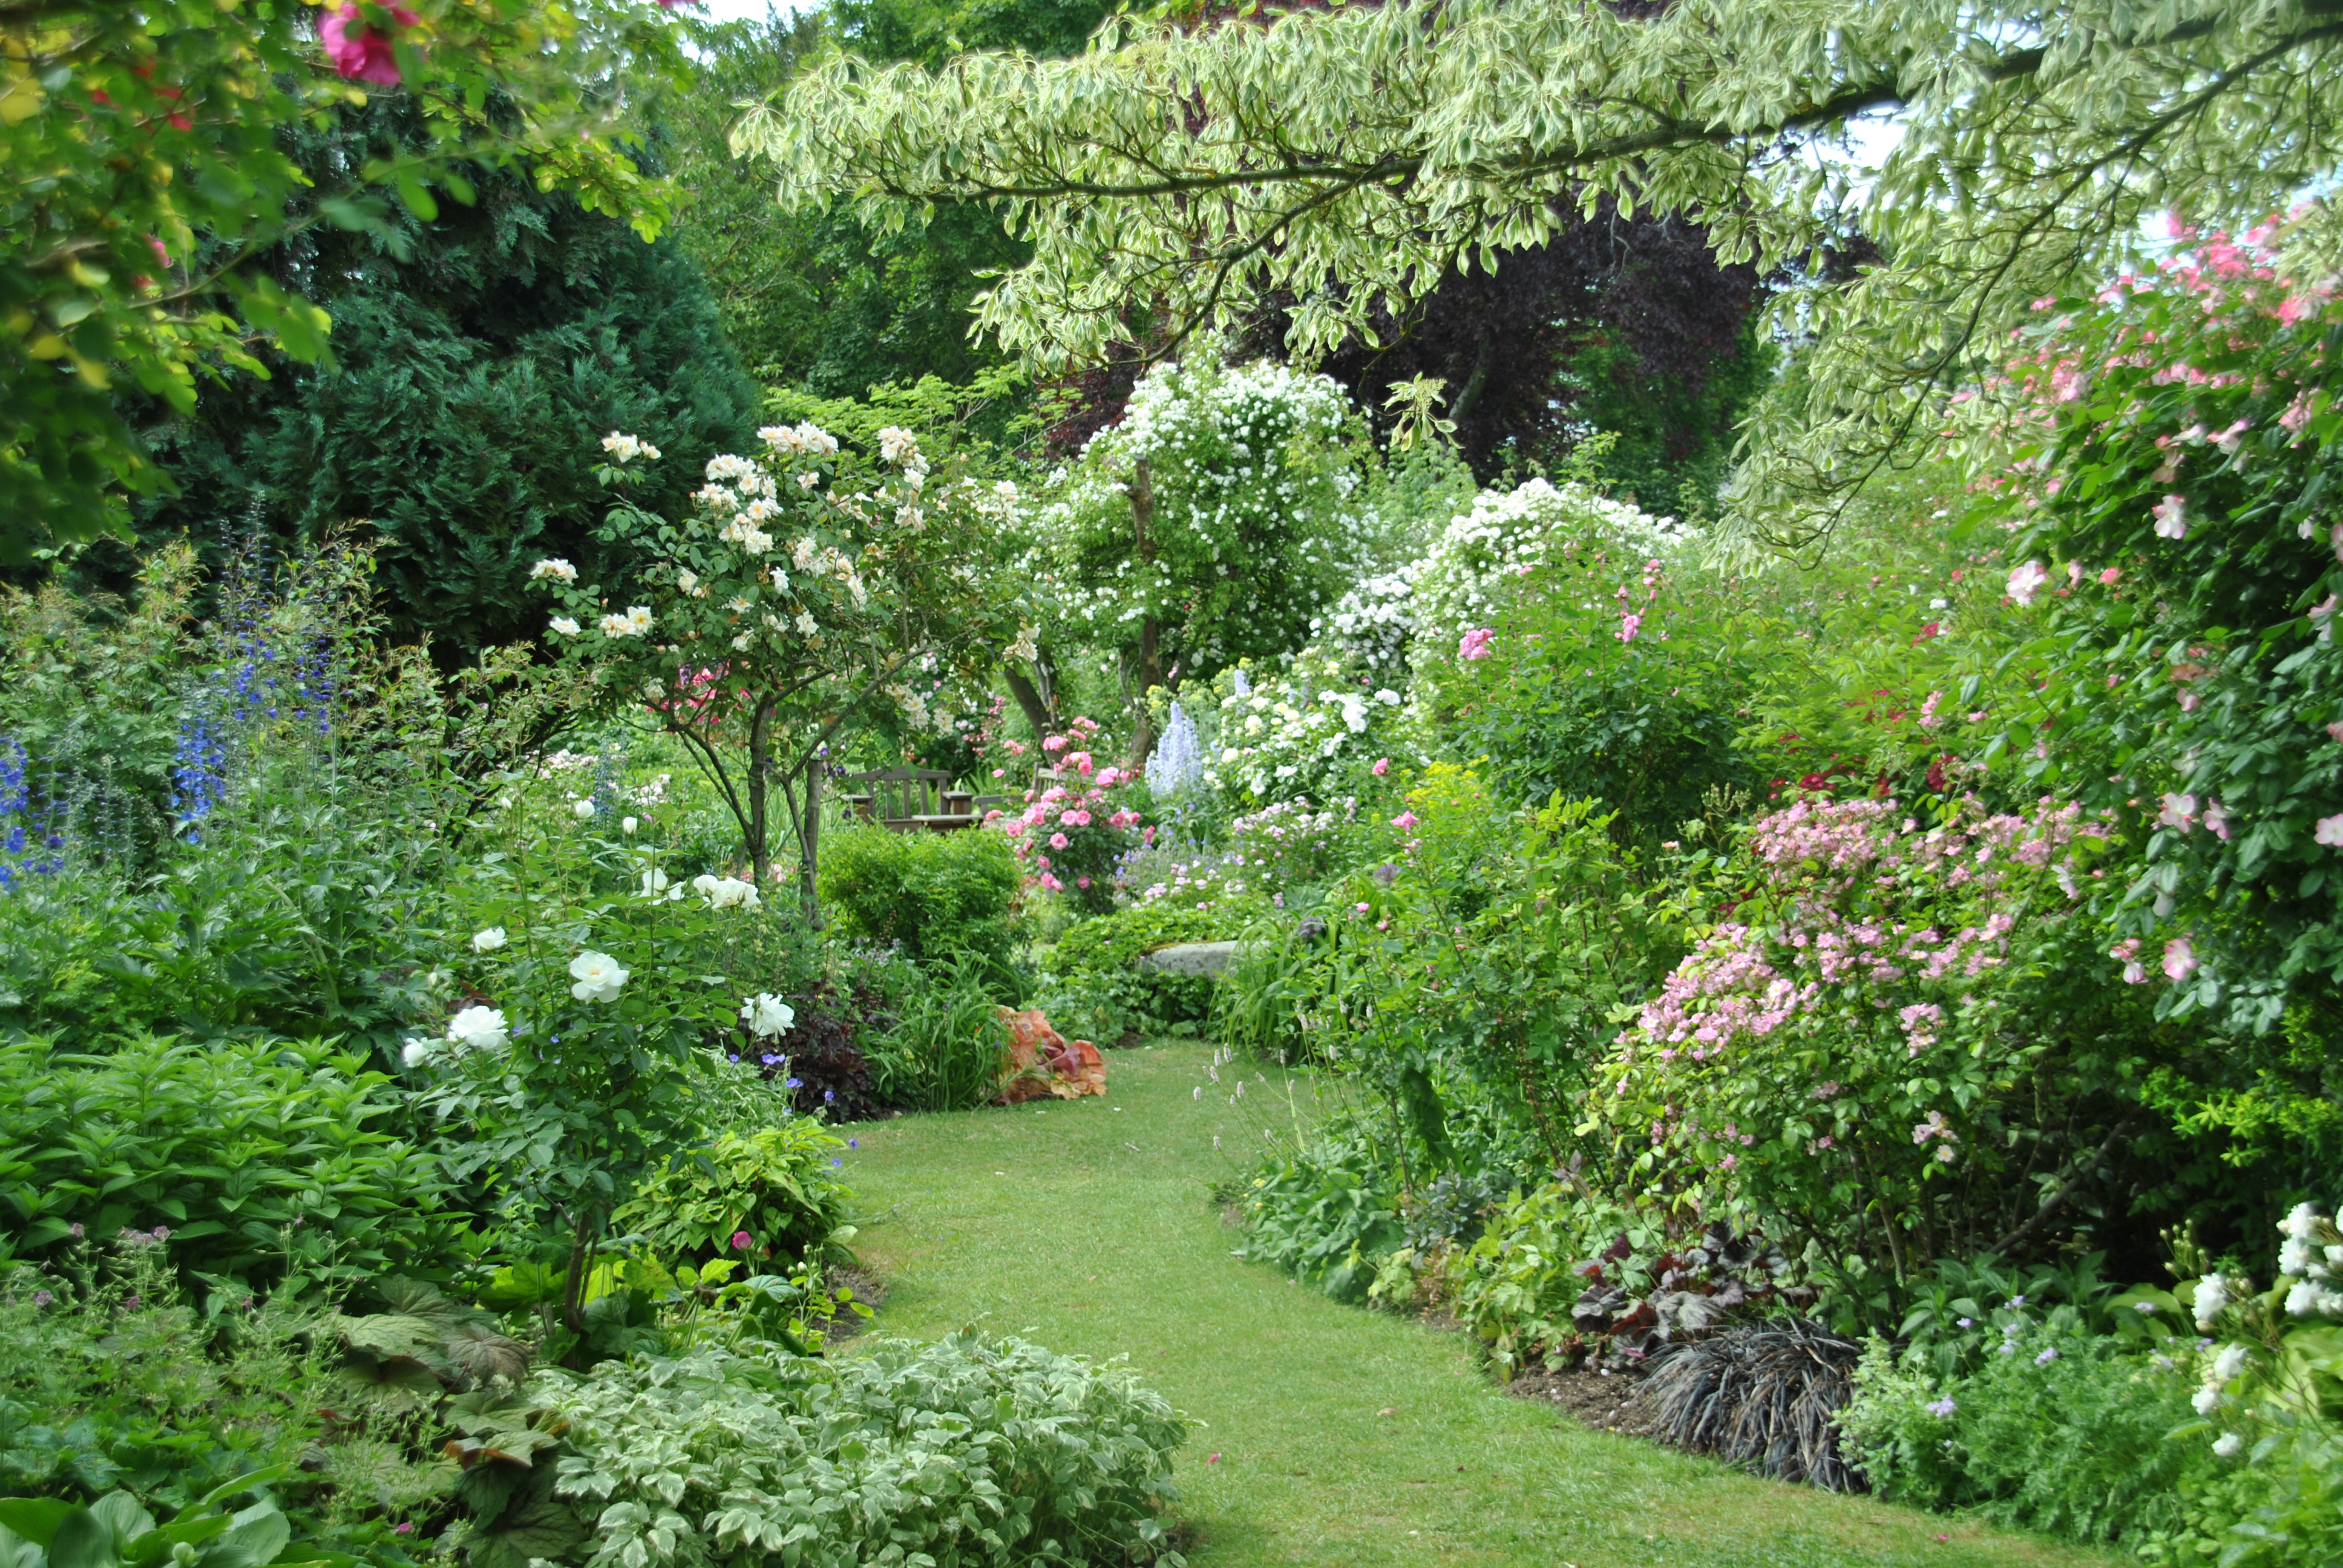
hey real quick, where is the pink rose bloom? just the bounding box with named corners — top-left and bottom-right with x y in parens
top-left (1458, 627), bottom-right (1495, 661)
top-left (2099, 566), bottom-right (2122, 585)
top-left (320, 2), bottom-right (416, 84)
top-left (2152, 494), bottom-right (2188, 540)
top-left (2162, 938), bottom-right (2197, 982)
top-left (2005, 560), bottom-right (2050, 606)
top-left (1040, 872), bottom-right (1063, 890)
top-left (1617, 612), bottom-right (1642, 644)
top-left (1391, 811), bottom-right (1418, 830)
top-left (1049, 832), bottom-right (1069, 849)
top-left (1076, 876), bottom-right (1092, 889)
top-left (730, 1230), bottom-right (752, 1250)
top-left (1371, 757), bottom-right (1390, 776)
top-left (2316, 813), bottom-right (2343, 846)
top-left (1354, 902), bottom-right (1370, 913)
top-left (1071, 810), bottom-right (1092, 826)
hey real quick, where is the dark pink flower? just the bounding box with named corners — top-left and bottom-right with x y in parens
top-left (321, 3), bottom-right (416, 85)
top-left (730, 1229), bottom-right (752, 1250)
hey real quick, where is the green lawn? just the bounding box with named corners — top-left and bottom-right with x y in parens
top-left (836, 1040), bottom-right (2118, 1568)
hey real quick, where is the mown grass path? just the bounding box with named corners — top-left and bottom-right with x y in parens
top-left (838, 1041), bottom-right (2116, 1568)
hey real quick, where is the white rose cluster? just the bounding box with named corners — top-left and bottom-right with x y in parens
top-left (693, 872), bottom-right (761, 909)
top-left (529, 558), bottom-right (578, 584)
top-left (601, 431), bottom-right (662, 464)
top-left (599, 606), bottom-right (654, 639)
top-left (759, 421), bottom-right (839, 459)
top-left (1194, 647), bottom-right (1405, 803)
top-left (2278, 1201), bottom-right (2343, 1317)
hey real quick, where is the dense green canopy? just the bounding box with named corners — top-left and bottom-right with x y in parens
top-left (741, 0), bottom-right (2343, 538)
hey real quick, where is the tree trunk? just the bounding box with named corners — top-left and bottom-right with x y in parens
top-left (747, 701), bottom-right (773, 886)
top-left (1003, 663), bottom-right (1056, 743)
top-left (798, 754), bottom-right (822, 928)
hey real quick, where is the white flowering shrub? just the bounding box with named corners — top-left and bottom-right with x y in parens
top-left (1183, 648), bottom-right (1406, 805)
top-left (1316, 477), bottom-right (1689, 684)
top-left (530, 426), bottom-right (1017, 911)
top-left (1029, 350), bottom-right (1372, 678)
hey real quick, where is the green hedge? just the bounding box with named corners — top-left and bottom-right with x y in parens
top-left (820, 824), bottom-right (1022, 982)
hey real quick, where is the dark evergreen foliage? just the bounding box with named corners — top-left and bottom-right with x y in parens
top-left (131, 105), bottom-right (759, 661)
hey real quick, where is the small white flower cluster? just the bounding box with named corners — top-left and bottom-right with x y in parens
top-left (601, 431), bottom-right (662, 464)
top-left (2278, 1201), bottom-right (2343, 1316)
top-left (1387, 477), bottom-right (1686, 685)
top-left (694, 872), bottom-right (761, 909)
top-left (1194, 650), bottom-right (1403, 803)
top-left (759, 421), bottom-right (840, 459)
top-left (530, 558), bottom-right (578, 584)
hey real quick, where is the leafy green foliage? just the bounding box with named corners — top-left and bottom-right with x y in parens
top-left (1233, 1114), bottom-right (1403, 1305)
top-left (3, 0), bottom-right (692, 559)
top-left (134, 106), bottom-right (761, 662)
top-left (745, 0), bottom-right (2343, 542)
top-left (0, 1037), bottom-right (458, 1290)
top-left (1838, 1327), bottom-right (2203, 1543)
top-left (507, 1334), bottom-right (1188, 1568)
top-left (0, 1244), bottom-right (332, 1509)
top-left (0, 1475), bottom-right (330, 1568)
top-left (862, 962), bottom-right (1014, 1112)
top-left (611, 1124), bottom-right (850, 1269)
top-left (1041, 900), bottom-right (1230, 1042)
top-left (819, 823), bottom-right (1022, 977)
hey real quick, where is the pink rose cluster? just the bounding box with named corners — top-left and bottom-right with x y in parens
top-left (988, 716), bottom-right (1147, 893)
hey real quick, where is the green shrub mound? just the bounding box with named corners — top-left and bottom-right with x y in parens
top-left (512, 1333), bottom-right (1188, 1568)
top-left (0, 1037), bottom-right (456, 1288)
top-left (611, 1124), bottom-right (852, 1269)
top-left (821, 825), bottom-right (1024, 984)
top-left (1838, 1330), bottom-right (2206, 1543)
top-left (1041, 903), bottom-right (1233, 1044)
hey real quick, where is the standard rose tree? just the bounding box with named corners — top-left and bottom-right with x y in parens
top-left (531, 423), bottom-right (1023, 919)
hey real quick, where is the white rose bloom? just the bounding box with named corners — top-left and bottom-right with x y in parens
top-left (741, 993), bottom-right (796, 1039)
top-left (600, 612), bottom-right (631, 638)
top-left (568, 950), bottom-right (630, 1002)
top-left (2213, 1432), bottom-right (2244, 1459)
top-left (2195, 1273), bottom-right (2229, 1328)
top-left (2214, 1343), bottom-right (2250, 1382)
top-left (624, 606), bottom-right (654, 635)
top-left (2284, 1201), bottom-right (2324, 1242)
top-left (677, 569), bottom-right (700, 594)
top-left (573, 798), bottom-right (597, 819)
top-left (470, 926), bottom-right (508, 953)
top-left (732, 633), bottom-right (752, 651)
top-left (446, 1005), bottom-right (510, 1050)
top-left (640, 867), bottom-right (673, 900)
top-left (549, 616), bottom-right (582, 637)
top-left (529, 558), bottom-right (578, 583)
top-left (700, 875), bottom-right (760, 910)
top-left (2192, 1387), bottom-right (2221, 1415)
top-left (401, 1038), bottom-right (436, 1069)
top-left (1222, 747), bottom-right (1241, 764)
top-left (796, 611), bottom-right (819, 636)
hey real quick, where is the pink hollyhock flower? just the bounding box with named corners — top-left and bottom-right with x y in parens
top-left (1391, 811), bottom-right (1418, 830)
top-left (2316, 813), bottom-right (2343, 846)
top-left (320, 2), bottom-right (415, 84)
top-left (1458, 627), bottom-right (1494, 661)
top-left (2162, 938), bottom-right (2197, 982)
top-left (2005, 561), bottom-right (2050, 606)
top-left (1049, 832), bottom-right (1069, 849)
top-left (1371, 757), bottom-right (1390, 776)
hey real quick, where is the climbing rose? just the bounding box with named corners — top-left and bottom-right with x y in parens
top-left (2162, 937), bottom-right (2197, 982)
top-left (320, 2), bottom-right (415, 84)
top-left (2006, 561), bottom-right (2050, 606)
top-left (1458, 627), bottom-right (1495, 661)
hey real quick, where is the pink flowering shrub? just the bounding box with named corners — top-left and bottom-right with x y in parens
top-left (1594, 792), bottom-right (2140, 1276)
top-left (1973, 218), bottom-right (2343, 1036)
top-left (989, 716), bottom-right (1146, 915)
